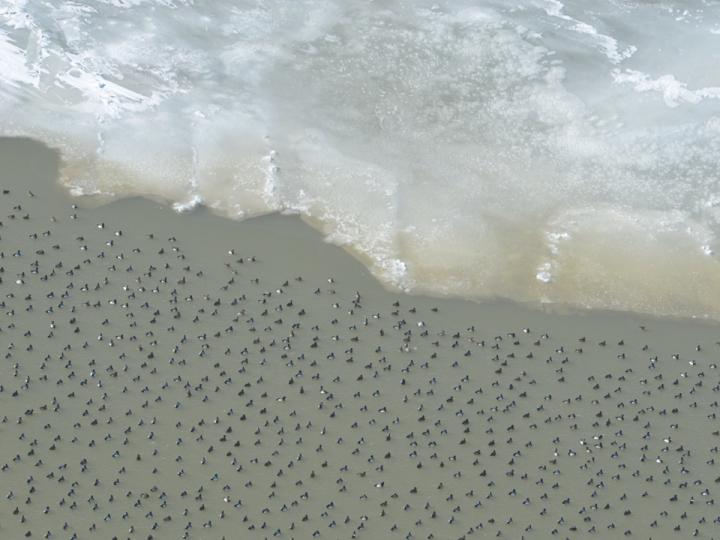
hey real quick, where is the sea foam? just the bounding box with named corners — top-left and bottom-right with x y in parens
top-left (1, 0), bottom-right (719, 318)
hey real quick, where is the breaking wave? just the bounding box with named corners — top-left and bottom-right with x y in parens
top-left (1, 0), bottom-right (719, 318)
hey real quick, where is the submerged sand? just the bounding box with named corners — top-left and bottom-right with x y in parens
top-left (1, 137), bottom-right (719, 539)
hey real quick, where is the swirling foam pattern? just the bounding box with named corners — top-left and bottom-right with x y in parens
top-left (1, 0), bottom-right (719, 318)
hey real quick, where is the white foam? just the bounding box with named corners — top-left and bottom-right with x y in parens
top-left (613, 69), bottom-right (720, 107)
top-left (535, 263), bottom-right (554, 284)
top-left (172, 194), bottom-right (203, 213)
top-left (261, 150), bottom-right (280, 208)
top-left (543, 0), bottom-right (636, 63)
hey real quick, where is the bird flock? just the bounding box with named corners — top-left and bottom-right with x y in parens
top-left (1, 176), bottom-right (720, 540)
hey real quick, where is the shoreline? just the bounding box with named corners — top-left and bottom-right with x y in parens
top-left (61, 175), bottom-right (720, 328)
top-left (48, 143), bottom-right (720, 323)
top-left (52, 196), bottom-right (720, 328)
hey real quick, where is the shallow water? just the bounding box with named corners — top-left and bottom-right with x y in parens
top-left (1, 1), bottom-right (719, 318)
top-left (1, 137), bottom-right (720, 539)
